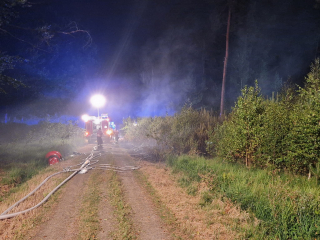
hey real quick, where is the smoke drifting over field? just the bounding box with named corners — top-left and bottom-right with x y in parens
top-left (1, 0), bottom-right (320, 124)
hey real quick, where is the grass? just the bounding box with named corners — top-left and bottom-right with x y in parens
top-left (0, 135), bottom-right (85, 191)
top-left (78, 171), bottom-right (102, 240)
top-left (0, 165), bottom-right (71, 239)
top-left (167, 155), bottom-right (320, 240)
top-left (0, 121), bottom-right (85, 179)
top-left (133, 169), bottom-right (189, 239)
top-left (108, 170), bottom-right (136, 240)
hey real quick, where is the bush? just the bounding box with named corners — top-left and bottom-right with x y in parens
top-left (283, 59), bottom-right (320, 173)
top-left (212, 81), bottom-right (265, 167)
top-left (122, 107), bottom-right (220, 155)
top-left (212, 59), bottom-right (320, 174)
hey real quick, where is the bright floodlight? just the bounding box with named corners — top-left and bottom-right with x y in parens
top-left (81, 114), bottom-right (90, 122)
top-left (90, 94), bottom-right (106, 108)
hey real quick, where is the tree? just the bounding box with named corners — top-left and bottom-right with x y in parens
top-left (0, 0), bottom-right (92, 93)
top-left (0, 0), bottom-right (28, 93)
top-left (219, 5), bottom-right (231, 116)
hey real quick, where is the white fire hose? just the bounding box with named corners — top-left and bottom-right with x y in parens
top-left (0, 151), bottom-right (96, 220)
top-left (0, 147), bottom-right (140, 220)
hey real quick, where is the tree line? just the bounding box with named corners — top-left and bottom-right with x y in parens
top-left (123, 59), bottom-right (320, 176)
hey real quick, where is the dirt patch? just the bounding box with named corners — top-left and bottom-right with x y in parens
top-left (139, 161), bottom-right (250, 240)
top-left (31, 174), bottom-right (91, 239)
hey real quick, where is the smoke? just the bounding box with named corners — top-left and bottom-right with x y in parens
top-left (136, 25), bottom-right (205, 117)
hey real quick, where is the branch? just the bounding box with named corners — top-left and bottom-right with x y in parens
top-left (57, 21), bottom-right (92, 48)
top-left (6, 21), bottom-right (92, 49)
top-left (0, 27), bottom-right (50, 52)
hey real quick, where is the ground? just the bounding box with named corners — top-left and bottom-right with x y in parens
top-left (0, 142), bottom-right (250, 239)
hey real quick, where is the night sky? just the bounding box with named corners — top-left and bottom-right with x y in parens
top-left (1, 0), bottom-right (320, 125)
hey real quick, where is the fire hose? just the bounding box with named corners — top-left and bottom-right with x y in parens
top-left (0, 148), bottom-right (139, 220)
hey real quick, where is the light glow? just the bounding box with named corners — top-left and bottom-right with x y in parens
top-left (94, 118), bottom-right (101, 125)
top-left (107, 129), bottom-right (113, 135)
top-left (82, 114), bottom-right (90, 122)
top-left (90, 94), bottom-right (106, 108)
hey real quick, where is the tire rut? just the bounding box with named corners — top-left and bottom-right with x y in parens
top-left (32, 173), bottom-right (91, 240)
top-left (110, 145), bottom-right (171, 240)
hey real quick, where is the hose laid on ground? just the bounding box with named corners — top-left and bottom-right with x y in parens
top-left (0, 146), bottom-right (140, 220)
top-left (1, 171), bottom-right (65, 216)
top-left (0, 151), bottom-right (96, 220)
top-left (0, 170), bottom-right (79, 220)
top-left (96, 164), bottom-right (140, 172)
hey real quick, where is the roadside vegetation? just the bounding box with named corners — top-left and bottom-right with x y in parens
top-left (133, 170), bottom-right (191, 239)
top-left (0, 121), bottom-right (85, 195)
top-left (122, 59), bottom-right (320, 239)
top-left (0, 163), bottom-right (72, 239)
top-left (108, 170), bottom-right (136, 239)
top-left (78, 170), bottom-right (102, 240)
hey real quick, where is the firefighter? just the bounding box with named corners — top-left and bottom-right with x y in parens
top-left (114, 129), bottom-right (119, 143)
top-left (97, 127), bottom-right (103, 148)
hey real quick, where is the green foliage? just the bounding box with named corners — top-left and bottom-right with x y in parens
top-left (122, 107), bottom-right (220, 156)
top-left (168, 155), bottom-right (320, 239)
top-left (211, 59), bottom-right (320, 174)
top-left (309, 162), bottom-right (320, 185)
top-left (254, 92), bottom-right (294, 170)
top-left (0, 52), bottom-right (25, 93)
top-left (212, 81), bottom-right (265, 166)
top-left (284, 59), bottom-right (320, 173)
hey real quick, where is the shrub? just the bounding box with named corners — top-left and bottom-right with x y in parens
top-left (283, 59), bottom-right (320, 173)
top-left (122, 107), bottom-right (220, 155)
top-left (212, 81), bottom-right (265, 167)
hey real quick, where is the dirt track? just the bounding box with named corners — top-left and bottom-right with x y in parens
top-left (1, 142), bottom-right (250, 240)
top-left (28, 142), bottom-right (171, 240)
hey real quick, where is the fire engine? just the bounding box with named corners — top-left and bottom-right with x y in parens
top-left (82, 114), bottom-right (116, 143)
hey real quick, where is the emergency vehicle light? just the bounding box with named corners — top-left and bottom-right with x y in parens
top-left (82, 114), bottom-right (90, 122)
top-left (84, 131), bottom-right (89, 137)
top-left (107, 129), bottom-right (113, 135)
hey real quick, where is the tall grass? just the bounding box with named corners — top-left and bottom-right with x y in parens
top-left (0, 121), bottom-right (85, 188)
top-left (167, 155), bottom-right (320, 239)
